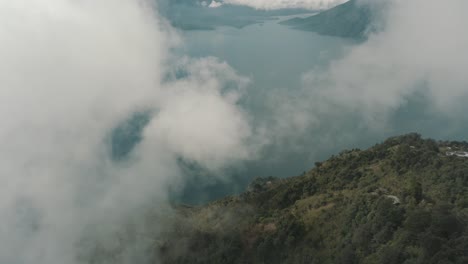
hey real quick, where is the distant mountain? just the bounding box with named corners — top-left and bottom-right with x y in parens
top-left (161, 0), bottom-right (311, 31)
top-left (159, 133), bottom-right (468, 263)
top-left (280, 0), bottom-right (373, 39)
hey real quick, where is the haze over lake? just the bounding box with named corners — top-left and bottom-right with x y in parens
top-left (175, 15), bottom-right (468, 202)
top-left (175, 17), bottom-right (353, 201)
top-left (2, 1), bottom-right (468, 263)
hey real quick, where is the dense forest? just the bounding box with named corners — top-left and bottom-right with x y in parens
top-left (159, 133), bottom-right (468, 264)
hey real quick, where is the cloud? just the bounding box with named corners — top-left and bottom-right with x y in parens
top-left (301, 0), bottom-right (468, 127)
top-left (240, 0), bottom-right (468, 166)
top-left (209, 1), bottom-right (223, 8)
top-left (3, 0), bottom-right (468, 262)
top-left (221, 0), bottom-right (348, 10)
top-left (0, 0), bottom-right (252, 263)
top-left (144, 57), bottom-right (253, 172)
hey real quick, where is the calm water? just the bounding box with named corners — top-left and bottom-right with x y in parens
top-left (176, 19), bottom-right (354, 202)
top-left (182, 16), bottom-right (353, 106)
top-left (175, 18), bottom-right (468, 203)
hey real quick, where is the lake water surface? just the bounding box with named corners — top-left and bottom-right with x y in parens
top-left (175, 17), bottom-right (468, 203)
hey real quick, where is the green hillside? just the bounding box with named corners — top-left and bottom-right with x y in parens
top-left (280, 0), bottom-right (372, 39)
top-left (159, 133), bottom-right (468, 264)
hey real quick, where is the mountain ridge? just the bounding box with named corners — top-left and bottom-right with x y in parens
top-left (159, 133), bottom-right (468, 264)
top-left (280, 0), bottom-right (373, 39)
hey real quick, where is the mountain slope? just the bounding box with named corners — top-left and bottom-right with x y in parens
top-left (162, 1), bottom-right (311, 30)
top-left (159, 134), bottom-right (468, 264)
top-left (280, 0), bottom-right (373, 39)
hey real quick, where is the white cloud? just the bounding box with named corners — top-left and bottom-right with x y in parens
top-left (4, 0), bottom-right (468, 262)
top-left (0, 0), bottom-right (252, 263)
top-left (145, 57), bottom-right (253, 171)
top-left (209, 1), bottom-right (223, 8)
top-left (302, 0), bottom-right (468, 126)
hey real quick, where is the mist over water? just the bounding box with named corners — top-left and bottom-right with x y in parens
top-left (178, 12), bottom-right (468, 202)
top-left (173, 19), bottom-right (354, 201)
top-left (2, 0), bottom-right (468, 263)
top-left (0, 1), bottom-right (253, 263)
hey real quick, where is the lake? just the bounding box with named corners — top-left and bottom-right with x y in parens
top-left (174, 17), bottom-right (468, 203)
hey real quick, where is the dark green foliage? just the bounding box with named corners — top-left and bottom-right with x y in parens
top-left (159, 134), bottom-right (468, 264)
top-left (404, 209), bottom-right (431, 234)
top-left (412, 180), bottom-right (423, 203)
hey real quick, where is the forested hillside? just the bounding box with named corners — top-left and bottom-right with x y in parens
top-left (159, 134), bottom-right (468, 264)
top-left (280, 0), bottom-right (372, 39)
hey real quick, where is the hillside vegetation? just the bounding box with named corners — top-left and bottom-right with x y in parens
top-left (159, 133), bottom-right (468, 264)
top-left (280, 0), bottom-right (372, 39)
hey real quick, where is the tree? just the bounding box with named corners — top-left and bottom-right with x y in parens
top-left (409, 178), bottom-right (423, 203)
